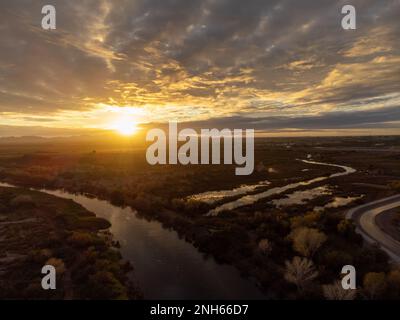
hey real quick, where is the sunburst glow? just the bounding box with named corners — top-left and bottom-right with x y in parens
top-left (111, 117), bottom-right (138, 136)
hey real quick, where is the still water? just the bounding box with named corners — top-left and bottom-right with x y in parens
top-left (207, 160), bottom-right (356, 216)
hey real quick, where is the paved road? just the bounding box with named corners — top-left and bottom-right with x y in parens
top-left (346, 194), bottom-right (400, 263)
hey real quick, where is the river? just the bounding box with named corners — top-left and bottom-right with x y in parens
top-left (0, 159), bottom-right (356, 299)
top-left (0, 182), bottom-right (265, 300)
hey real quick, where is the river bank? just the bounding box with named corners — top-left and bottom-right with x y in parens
top-left (0, 186), bottom-right (140, 299)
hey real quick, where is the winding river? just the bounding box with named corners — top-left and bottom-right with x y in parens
top-left (0, 159), bottom-right (356, 299)
top-left (0, 182), bottom-right (265, 299)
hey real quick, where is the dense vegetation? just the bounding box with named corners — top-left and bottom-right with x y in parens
top-left (0, 187), bottom-right (141, 300)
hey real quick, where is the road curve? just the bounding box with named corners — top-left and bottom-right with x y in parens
top-left (346, 194), bottom-right (400, 263)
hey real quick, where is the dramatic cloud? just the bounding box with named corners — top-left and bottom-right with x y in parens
top-left (0, 0), bottom-right (399, 135)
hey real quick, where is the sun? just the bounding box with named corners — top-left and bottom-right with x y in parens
top-left (111, 117), bottom-right (138, 136)
top-left (100, 104), bottom-right (146, 136)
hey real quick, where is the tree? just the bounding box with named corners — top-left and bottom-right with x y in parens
top-left (85, 271), bottom-right (128, 300)
top-left (363, 272), bottom-right (387, 299)
top-left (45, 257), bottom-right (66, 276)
top-left (337, 219), bottom-right (355, 235)
top-left (388, 269), bottom-right (400, 289)
top-left (323, 281), bottom-right (357, 300)
top-left (290, 227), bottom-right (327, 257)
top-left (387, 268), bottom-right (400, 298)
top-left (290, 212), bottom-right (321, 229)
top-left (258, 239), bottom-right (272, 256)
top-left (284, 256), bottom-right (318, 292)
top-left (389, 181), bottom-right (400, 191)
top-left (322, 250), bottom-right (353, 271)
top-left (10, 194), bottom-right (35, 208)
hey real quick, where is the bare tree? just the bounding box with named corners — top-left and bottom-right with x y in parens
top-left (284, 256), bottom-right (318, 292)
top-left (323, 281), bottom-right (357, 300)
top-left (290, 227), bottom-right (327, 257)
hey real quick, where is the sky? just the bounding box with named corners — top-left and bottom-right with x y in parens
top-left (0, 0), bottom-right (399, 137)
